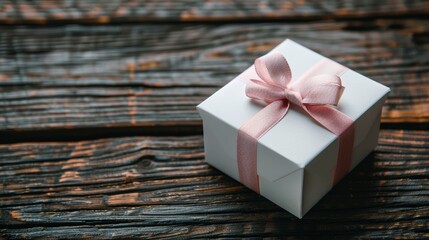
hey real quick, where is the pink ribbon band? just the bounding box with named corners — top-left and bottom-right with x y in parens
top-left (237, 52), bottom-right (355, 193)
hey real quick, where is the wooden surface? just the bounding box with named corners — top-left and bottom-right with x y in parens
top-left (1, 19), bottom-right (428, 138)
top-left (1, 1), bottom-right (429, 239)
top-left (1, 130), bottom-right (428, 238)
top-left (0, 1), bottom-right (428, 23)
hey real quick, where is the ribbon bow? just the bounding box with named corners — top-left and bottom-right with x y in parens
top-left (237, 52), bottom-right (355, 193)
top-left (247, 52), bottom-right (344, 113)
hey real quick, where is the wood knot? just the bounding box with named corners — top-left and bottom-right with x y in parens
top-left (138, 159), bottom-right (152, 170)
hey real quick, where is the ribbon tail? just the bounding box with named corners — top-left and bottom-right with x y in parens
top-left (306, 105), bottom-right (355, 185)
top-left (237, 100), bottom-right (290, 193)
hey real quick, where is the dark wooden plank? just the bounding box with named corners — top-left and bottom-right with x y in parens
top-left (0, 0), bottom-right (428, 24)
top-left (1, 19), bottom-right (428, 137)
top-left (0, 130), bottom-right (428, 238)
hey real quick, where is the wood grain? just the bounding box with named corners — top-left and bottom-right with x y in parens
top-left (0, 0), bottom-right (428, 24)
top-left (1, 19), bottom-right (428, 137)
top-left (0, 1), bottom-right (427, 239)
top-left (0, 130), bottom-right (428, 239)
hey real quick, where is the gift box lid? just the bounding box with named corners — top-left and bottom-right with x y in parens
top-left (197, 39), bottom-right (390, 183)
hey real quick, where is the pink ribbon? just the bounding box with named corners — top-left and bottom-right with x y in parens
top-left (237, 52), bottom-right (355, 193)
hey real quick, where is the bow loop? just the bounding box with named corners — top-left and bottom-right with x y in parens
top-left (255, 52), bottom-right (292, 88)
top-left (293, 74), bottom-right (344, 106)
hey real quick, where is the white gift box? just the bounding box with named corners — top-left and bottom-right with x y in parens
top-left (196, 39), bottom-right (390, 218)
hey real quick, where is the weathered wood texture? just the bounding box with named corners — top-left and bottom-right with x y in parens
top-left (0, 0), bottom-right (428, 24)
top-left (0, 1), bottom-right (428, 239)
top-left (1, 19), bottom-right (428, 136)
top-left (0, 130), bottom-right (428, 239)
